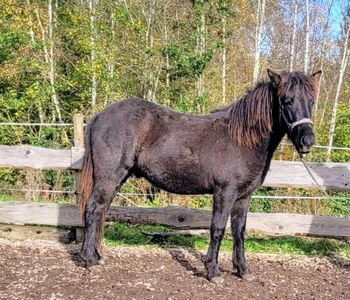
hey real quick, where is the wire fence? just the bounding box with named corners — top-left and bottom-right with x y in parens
top-left (0, 121), bottom-right (349, 204)
top-left (0, 188), bottom-right (348, 201)
top-left (0, 121), bottom-right (349, 151)
top-left (0, 122), bottom-right (75, 127)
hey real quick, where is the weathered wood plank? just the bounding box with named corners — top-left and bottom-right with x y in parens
top-left (0, 224), bottom-right (74, 243)
top-left (246, 213), bottom-right (350, 238)
top-left (266, 161), bottom-right (350, 191)
top-left (0, 202), bottom-right (349, 238)
top-left (0, 144), bottom-right (349, 190)
top-left (73, 114), bottom-right (85, 240)
top-left (0, 145), bottom-right (84, 170)
top-left (0, 202), bottom-right (82, 226)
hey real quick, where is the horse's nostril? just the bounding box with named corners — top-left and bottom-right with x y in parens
top-left (301, 135), bottom-right (314, 148)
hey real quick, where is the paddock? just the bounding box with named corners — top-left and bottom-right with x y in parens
top-left (0, 113), bottom-right (349, 239)
top-left (0, 239), bottom-right (349, 300)
top-left (0, 114), bottom-right (349, 299)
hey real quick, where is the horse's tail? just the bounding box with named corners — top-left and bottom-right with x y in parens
top-left (79, 124), bottom-right (94, 222)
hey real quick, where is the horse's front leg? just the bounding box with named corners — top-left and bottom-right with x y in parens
top-left (205, 187), bottom-right (236, 280)
top-left (231, 194), bottom-right (251, 278)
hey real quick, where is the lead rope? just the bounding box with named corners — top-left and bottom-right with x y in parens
top-left (299, 154), bottom-right (350, 214)
top-left (298, 153), bottom-right (330, 198)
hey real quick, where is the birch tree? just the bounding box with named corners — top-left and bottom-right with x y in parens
top-left (221, 6), bottom-right (227, 104)
top-left (89, 0), bottom-right (97, 108)
top-left (253, 0), bottom-right (266, 85)
top-left (142, 0), bottom-right (156, 102)
top-left (36, 1), bottom-right (63, 123)
top-left (196, 0), bottom-right (206, 97)
top-left (304, 0), bottom-right (310, 73)
top-left (26, 0), bottom-right (46, 125)
top-left (289, 2), bottom-right (298, 72)
top-left (326, 16), bottom-right (350, 161)
top-left (48, 0), bottom-right (63, 123)
top-left (315, 0), bottom-right (334, 117)
top-left (26, 0), bottom-right (35, 44)
top-left (106, 7), bottom-right (116, 106)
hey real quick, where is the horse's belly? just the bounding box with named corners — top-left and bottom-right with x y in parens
top-left (141, 172), bottom-right (212, 195)
top-left (143, 170), bottom-right (212, 195)
top-left (135, 153), bottom-right (213, 195)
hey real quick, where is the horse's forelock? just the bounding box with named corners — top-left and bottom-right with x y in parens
top-left (279, 72), bottom-right (315, 99)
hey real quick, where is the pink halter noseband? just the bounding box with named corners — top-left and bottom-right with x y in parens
top-left (290, 118), bottom-right (313, 130)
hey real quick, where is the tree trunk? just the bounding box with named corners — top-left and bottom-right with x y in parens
top-left (253, 0), bottom-right (266, 84)
top-left (27, 0), bottom-right (45, 126)
top-left (36, 9), bottom-right (49, 64)
top-left (196, 1), bottom-right (206, 100)
top-left (26, 0), bottom-right (36, 44)
top-left (326, 23), bottom-right (350, 161)
top-left (48, 0), bottom-right (63, 123)
top-left (289, 2), bottom-right (298, 72)
top-left (89, 0), bottom-right (97, 108)
top-left (143, 0), bottom-right (156, 102)
top-left (164, 21), bottom-right (170, 90)
top-left (221, 13), bottom-right (227, 104)
top-left (304, 0), bottom-right (310, 73)
top-left (315, 0), bottom-right (334, 118)
top-left (106, 8), bottom-right (116, 106)
top-left (36, 9), bottom-right (52, 124)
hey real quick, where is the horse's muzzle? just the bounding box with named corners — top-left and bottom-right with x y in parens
top-left (299, 133), bottom-right (315, 154)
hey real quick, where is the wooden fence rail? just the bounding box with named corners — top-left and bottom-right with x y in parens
top-left (0, 144), bottom-right (349, 191)
top-left (0, 202), bottom-right (349, 238)
top-left (0, 114), bottom-right (349, 241)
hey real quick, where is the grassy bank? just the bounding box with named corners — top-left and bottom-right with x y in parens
top-left (104, 223), bottom-right (350, 260)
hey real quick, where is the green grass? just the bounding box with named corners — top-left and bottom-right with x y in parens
top-left (0, 194), bottom-right (74, 204)
top-left (104, 223), bottom-right (350, 260)
top-left (0, 193), bottom-right (349, 259)
top-left (0, 193), bottom-right (17, 202)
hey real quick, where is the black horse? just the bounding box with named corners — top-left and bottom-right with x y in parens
top-left (79, 69), bottom-right (321, 280)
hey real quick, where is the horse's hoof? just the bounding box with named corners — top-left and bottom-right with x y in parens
top-left (210, 276), bottom-right (225, 285)
top-left (82, 254), bottom-right (100, 269)
top-left (240, 273), bottom-right (254, 281)
top-left (85, 259), bottom-right (98, 269)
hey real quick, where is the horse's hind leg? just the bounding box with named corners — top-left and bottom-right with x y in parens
top-left (81, 168), bottom-right (130, 267)
top-left (231, 194), bottom-right (251, 278)
top-left (205, 187), bottom-right (236, 280)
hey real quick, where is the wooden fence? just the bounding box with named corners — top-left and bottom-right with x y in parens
top-left (0, 114), bottom-right (349, 239)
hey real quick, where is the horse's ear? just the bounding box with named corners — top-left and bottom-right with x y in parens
top-left (311, 70), bottom-right (322, 84)
top-left (267, 69), bottom-right (281, 87)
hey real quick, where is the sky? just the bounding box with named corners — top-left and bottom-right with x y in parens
top-left (324, 0), bottom-right (345, 38)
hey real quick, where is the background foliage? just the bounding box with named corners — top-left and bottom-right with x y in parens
top-left (0, 0), bottom-right (349, 216)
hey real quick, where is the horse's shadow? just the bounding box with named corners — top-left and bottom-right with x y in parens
top-left (167, 247), bottom-right (207, 278)
top-left (58, 230), bottom-right (87, 268)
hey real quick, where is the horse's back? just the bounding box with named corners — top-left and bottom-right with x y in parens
top-left (88, 98), bottom-right (246, 194)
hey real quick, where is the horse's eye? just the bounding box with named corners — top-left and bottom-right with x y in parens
top-left (284, 97), bottom-right (294, 106)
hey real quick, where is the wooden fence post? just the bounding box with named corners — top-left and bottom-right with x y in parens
top-left (73, 113), bottom-right (84, 242)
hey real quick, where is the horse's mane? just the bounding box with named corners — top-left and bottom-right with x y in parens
top-left (227, 72), bottom-right (316, 149)
top-left (228, 81), bottom-right (274, 149)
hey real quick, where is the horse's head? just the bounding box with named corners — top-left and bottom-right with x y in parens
top-left (267, 69), bottom-right (322, 154)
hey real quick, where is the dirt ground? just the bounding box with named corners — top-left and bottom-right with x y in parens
top-left (0, 238), bottom-right (349, 300)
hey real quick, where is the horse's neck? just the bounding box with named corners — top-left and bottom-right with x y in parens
top-left (260, 101), bottom-right (286, 181)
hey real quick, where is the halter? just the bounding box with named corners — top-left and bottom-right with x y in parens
top-left (279, 102), bottom-right (313, 134)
